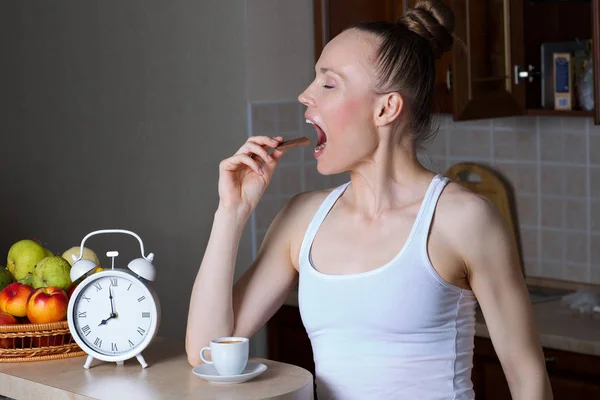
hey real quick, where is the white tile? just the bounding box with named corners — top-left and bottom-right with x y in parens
top-left (563, 264), bottom-right (589, 283)
top-left (564, 232), bottom-right (588, 264)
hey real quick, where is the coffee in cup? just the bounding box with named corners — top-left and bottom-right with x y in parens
top-left (200, 336), bottom-right (249, 376)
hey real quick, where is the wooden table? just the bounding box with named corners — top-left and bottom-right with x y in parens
top-left (0, 338), bottom-right (314, 400)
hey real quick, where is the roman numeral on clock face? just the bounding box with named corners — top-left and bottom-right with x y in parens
top-left (111, 343), bottom-right (118, 351)
top-left (93, 282), bottom-right (102, 291)
top-left (94, 337), bottom-right (102, 348)
top-left (142, 312), bottom-right (150, 318)
top-left (137, 296), bottom-right (145, 302)
top-left (128, 339), bottom-right (134, 347)
top-left (78, 311), bottom-right (86, 318)
top-left (110, 278), bottom-right (118, 286)
top-left (82, 325), bottom-right (91, 336)
top-left (137, 327), bottom-right (145, 336)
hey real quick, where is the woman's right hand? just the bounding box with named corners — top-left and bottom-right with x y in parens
top-left (218, 136), bottom-right (285, 215)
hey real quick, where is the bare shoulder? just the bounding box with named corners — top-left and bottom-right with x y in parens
top-left (280, 188), bottom-right (333, 219)
top-left (436, 181), bottom-right (501, 227)
top-left (435, 181), bottom-right (513, 267)
top-left (278, 188), bottom-right (335, 235)
top-left (257, 186), bottom-right (338, 263)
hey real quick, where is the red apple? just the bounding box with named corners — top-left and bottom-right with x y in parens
top-left (26, 286), bottom-right (68, 324)
top-left (0, 311), bottom-right (18, 348)
top-left (0, 282), bottom-right (34, 317)
top-left (67, 283), bottom-right (78, 299)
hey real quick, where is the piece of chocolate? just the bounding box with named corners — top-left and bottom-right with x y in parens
top-left (275, 136), bottom-right (310, 151)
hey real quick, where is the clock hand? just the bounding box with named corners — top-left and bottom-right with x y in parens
top-left (109, 286), bottom-right (116, 317)
top-left (98, 314), bottom-right (115, 326)
top-left (98, 287), bottom-right (118, 326)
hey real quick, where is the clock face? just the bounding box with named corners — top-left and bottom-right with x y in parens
top-left (71, 272), bottom-right (157, 357)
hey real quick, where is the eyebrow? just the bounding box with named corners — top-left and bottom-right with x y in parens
top-left (319, 67), bottom-right (345, 80)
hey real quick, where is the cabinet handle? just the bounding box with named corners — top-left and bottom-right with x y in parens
top-left (514, 64), bottom-right (540, 85)
top-left (446, 66), bottom-right (452, 91)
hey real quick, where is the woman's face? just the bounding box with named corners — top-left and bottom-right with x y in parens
top-left (298, 29), bottom-right (383, 175)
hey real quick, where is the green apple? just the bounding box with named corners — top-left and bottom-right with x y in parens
top-left (32, 256), bottom-right (72, 291)
top-left (7, 240), bottom-right (47, 281)
top-left (0, 267), bottom-right (15, 292)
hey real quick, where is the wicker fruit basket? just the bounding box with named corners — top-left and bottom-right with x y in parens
top-left (0, 320), bottom-right (85, 362)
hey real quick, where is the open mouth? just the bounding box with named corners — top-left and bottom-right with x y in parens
top-left (306, 119), bottom-right (327, 154)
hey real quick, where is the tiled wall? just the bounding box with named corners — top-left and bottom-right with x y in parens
top-left (420, 115), bottom-right (600, 284)
top-left (249, 101), bottom-right (600, 284)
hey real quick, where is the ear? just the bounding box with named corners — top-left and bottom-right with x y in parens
top-left (374, 92), bottom-right (404, 126)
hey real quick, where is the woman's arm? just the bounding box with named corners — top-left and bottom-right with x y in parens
top-left (185, 136), bottom-right (301, 366)
top-left (185, 196), bottom-right (302, 366)
top-left (452, 193), bottom-right (553, 400)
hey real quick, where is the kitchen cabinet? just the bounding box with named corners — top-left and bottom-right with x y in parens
top-left (473, 336), bottom-right (600, 399)
top-left (312, 0), bottom-right (405, 61)
top-left (313, 0), bottom-right (600, 124)
top-left (268, 304), bottom-right (600, 399)
top-left (267, 304), bottom-right (315, 377)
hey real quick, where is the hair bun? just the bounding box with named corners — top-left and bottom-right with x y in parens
top-left (402, 0), bottom-right (455, 58)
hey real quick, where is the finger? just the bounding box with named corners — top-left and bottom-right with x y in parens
top-left (220, 154), bottom-right (263, 176)
top-left (237, 142), bottom-right (273, 165)
top-left (262, 146), bottom-right (287, 176)
top-left (248, 136), bottom-right (283, 145)
top-left (247, 135), bottom-right (283, 149)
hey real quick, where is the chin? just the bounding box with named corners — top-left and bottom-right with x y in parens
top-left (316, 160), bottom-right (348, 177)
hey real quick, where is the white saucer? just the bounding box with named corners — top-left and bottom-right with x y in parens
top-left (192, 361), bottom-right (268, 384)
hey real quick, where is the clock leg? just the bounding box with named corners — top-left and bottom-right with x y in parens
top-left (116, 360), bottom-right (124, 365)
top-left (83, 355), bottom-right (94, 369)
top-left (136, 353), bottom-right (148, 368)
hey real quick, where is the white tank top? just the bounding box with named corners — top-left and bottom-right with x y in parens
top-left (298, 174), bottom-right (477, 400)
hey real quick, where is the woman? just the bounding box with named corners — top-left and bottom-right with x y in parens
top-left (186, 1), bottom-right (552, 398)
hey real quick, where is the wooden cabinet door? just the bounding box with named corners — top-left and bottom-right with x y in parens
top-left (452, 0), bottom-right (526, 120)
top-left (549, 374), bottom-right (600, 399)
top-left (593, 0), bottom-right (600, 124)
top-left (267, 305), bottom-right (315, 376)
top-left (312, 0), bottom-right (405, 61)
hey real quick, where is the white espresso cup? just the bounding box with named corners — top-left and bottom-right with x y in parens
top-left (200, 336), bottom-right (249, 376)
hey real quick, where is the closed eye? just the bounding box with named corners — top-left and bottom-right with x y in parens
top-left (323, 84), bottom-right (334, 89)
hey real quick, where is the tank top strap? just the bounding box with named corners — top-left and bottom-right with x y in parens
top-left (299, 182), bottom-right (351, 267)
top-left (411, 174), bottom-right (451, 244)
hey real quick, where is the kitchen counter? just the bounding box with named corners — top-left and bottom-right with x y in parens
top-left (284, 287), bottom-right (600, 357)
top-left (0, 338), bottom-right (314, 400)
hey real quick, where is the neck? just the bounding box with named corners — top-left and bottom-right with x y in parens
top-left (346, 133), bottom-right (435, 218)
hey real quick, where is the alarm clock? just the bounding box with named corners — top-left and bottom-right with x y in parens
top-left (66, 229), bottom-right (161, 369)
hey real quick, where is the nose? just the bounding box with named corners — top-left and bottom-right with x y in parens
top-left (298, 85), bottom-right (315, 107)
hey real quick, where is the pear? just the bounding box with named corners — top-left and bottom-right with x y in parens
top-left (0, 267), bottom-right (15, 292)
top-left (32, 256), bottom-right (72, 291)
top-left (61, 246), bottom-right (100, 267)
top-left (18, 275), bottom-right (33, 286)
top-left (7, 240), bottom-right (48, 281)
